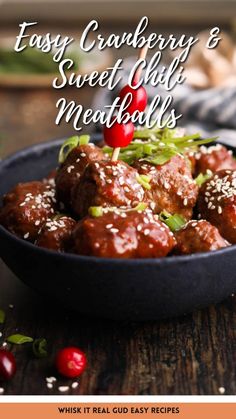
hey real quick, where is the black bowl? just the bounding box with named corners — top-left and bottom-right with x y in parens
top-left (0, 137), bottom-right (236, 321)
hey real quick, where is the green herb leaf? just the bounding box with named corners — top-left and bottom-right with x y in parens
top-left (195, 172), bottom-right (212, 187)
top-left (32, 338), bottom-right (48, 358)
top-left (160, 211), bottom-right (186, 232)
top-left (0, 309), bottom-right (5, 324)
top-left (88, 206), bottom-right (104, 217)
top-left (7, 334), bottom-right (34, 345)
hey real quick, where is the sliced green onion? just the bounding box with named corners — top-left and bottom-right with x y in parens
top-left (0, 309), bottom-right (5, 324)
top-left (103, 125), bottom-right (217, 167)
top-left (195, 172), bottom-right (212, 187)
top-left (160, 210), bottom-right (186, 232)
top-left (6, 334), bottom-right (34, 345)
top-left (132, 202), bottom-right (148, 212)
top-left (88, 202), bottom-right (148, 218)
top-left (79, 135), bottom-right (90, 145)
top-left (32, 338), bottom-right (48, 358)
top-left (137, 174), bottom-right (151, 190)
top-left (58, 136), bottom-right (80, 164)
top-left (58, 135), bottom-right (91, 163)
top-left (144, 149), bottom-right (178, 165)
top-left (88, 206), bottom-right (104, 217)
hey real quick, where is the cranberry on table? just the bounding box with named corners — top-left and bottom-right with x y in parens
top-left (103, 119), bottom-right (134, 148)
top-left (55, 347), bottom-right (87, 378)
top-left (118, 84), bottom-right (147, 115)
top-left (0, 349), bottom-right (16, 380)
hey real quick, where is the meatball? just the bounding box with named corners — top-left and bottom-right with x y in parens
top-left (0, 181), bottom-right (56, 241)
top-left (174, 220), bottom-right (229, 255)
top-left (55, 144), bottom-right (105, 209)
top-left (71, 210), bottom-right (176, 258)
top-left (195, 144), bottom-right (236, 175)
top-left (185, 150), bottom-right (196, 174)
top-left (71, 160), bottom-right (145, 218)
top-left (133, 155), bottom-right (199, 220)
top-left (36, 216), bottom-right (76, 251)
top-left (197, 170), bottom-right (236, 243)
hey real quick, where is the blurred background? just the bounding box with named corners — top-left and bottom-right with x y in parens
top-left (0, 0), bottom-right (236, 157)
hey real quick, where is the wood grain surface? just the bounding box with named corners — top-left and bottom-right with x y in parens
top-left (0, 259), bottom-right (236, 395)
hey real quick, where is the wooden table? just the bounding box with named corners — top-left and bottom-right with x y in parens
top-left (1, 87), bottom-right (236, 396)
top-left (1, 261), bottom-right (236, 395)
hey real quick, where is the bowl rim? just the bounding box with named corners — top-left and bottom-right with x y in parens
top-left (0, 136), bottom-right (235, 265)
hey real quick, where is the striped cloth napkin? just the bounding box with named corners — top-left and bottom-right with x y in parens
top-left (92, 57), bottom-right (236, 147)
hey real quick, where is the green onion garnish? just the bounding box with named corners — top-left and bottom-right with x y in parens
top-left (137, 174), bottom-right (151, 190)
top-left (0, 309), bottom-right (5, 324)
top-left (6, 334), bottom-right (34, 345)
top-left (58, 135), bottom-right (90, 163)
top-left (32, 338), bottom-right (48, 358)
top-left (102, 126), bottom-right (217, 167)
top-left (88, 202), bottom-right (148, 217)
top-left (195, 172), bottom-right (212, 187)
top-left (132, 202), bottom-right (148, 212)
top-left (78, 135), bottom-right (90, 145)
top-left (58, 136), bottom-right (80, 164)
top-left (88, 206), bottom-right (104, 217)
top-left (160, 210), bottom-right (186, 232)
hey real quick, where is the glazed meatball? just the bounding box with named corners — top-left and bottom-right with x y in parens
top-left (133, 155), bottom-right (199, 220)
top-left (185, 150), bottom-right (196, 174)
top-left (174, 220), bottom-right (229, 255)
top-left (71, 210), bottom-right (176, 258)
top-left (36, 216), bottom-right (76, 251)
top-left (195, 144), bottom-right (236, 175)
top-left (0, 181), bottom-right (56, 241)
top-left (55, 144), bottom-right (105, 209)
top-left (198, 170), bottom-right (236, 243)
top-left (71, 160), bottom-right (145, 218)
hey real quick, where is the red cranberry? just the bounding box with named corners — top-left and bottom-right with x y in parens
top-left (0, 349), bottom-right (16, 380)
top-left (119, 84), bottom-right (147, 115)
top-left (55, 347), bottom-right (87, 378)
top-left (103, 119), bottom-right (134, 148)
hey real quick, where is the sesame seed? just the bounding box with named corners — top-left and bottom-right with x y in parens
top-left (72, 382), bottom-right (79, 389)
top-left (67, 165), bottom-right (74, 173)
top-left (46, 376), bottom-right (57, 383)
top-left (58, 386), bottom-right (69, 393)
top-left (0, 332), bottom-right (2, 338)
top-left (144, 229), bottom-right (150, 236)
top-left (110, 228), bottom-right (119, 234)
top-left (0, 388), bottom-right (4, 395)
top-left (183, 198), bottom-right (188, 206)
top-left (106, 224), bottom-right (113, 229)
top-left (218, 206), bottom-right (222, 214)
top-left (80, 153), bottom-right (86, 157)
top-left (218, 387), bottom-right (225, 394)
top-left (35, 220), bottom-right (40, 226)
top-left (47, 383), bottom-right (53, 389)
top-left (24, 232), bottom-right (29, 239)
